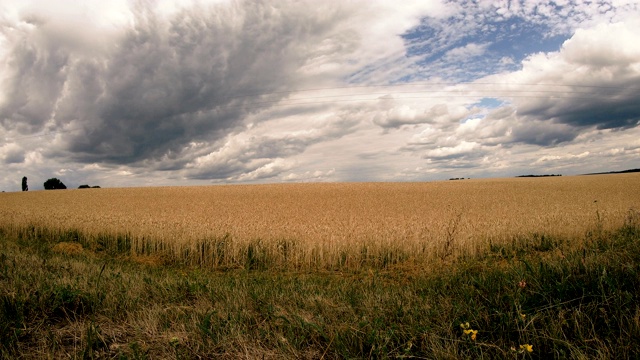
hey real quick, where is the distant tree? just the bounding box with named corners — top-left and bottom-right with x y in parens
top-left (22, 176), bottom-right (28, 191)
top-left (44, 178), bottom-right (67, 190)
top-left (79, 184), bottom-right (101, 189)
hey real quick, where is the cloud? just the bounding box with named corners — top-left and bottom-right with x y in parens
top-left (534, 151), bottom-right (590, 165)
top-left (0, 143), bottom-right (24, 164)
top-left (401, 0), bottom-right (640, 83)
top-left (443, 42), bottom-right (489, 61)
top-left (390, 18), bottom-right (640, 176)
top-left (509, 119), bottom-right (578, 146)
top-left (1, 2), bottom-right (373, 166)
top-left (185, 111), bottom-right (359, 180)
top-left (62, 2), bottom-right (351, 165)
top-left (373, 99), bottom-right (472, 129)
top-left (282, 168), bottom-right (335, 182)
top-left (1, 1), bottom-right (640, 189)
top-left (423, 141), bottom-right (480, 160)
top-left (562, 22), bottom-right (640, 68)
top-left (469, 20), bottom-right (640, 147)
top-left (0, 1), bottom-right (445, 185)
top-left (233, 158), bottom-right (295, 182)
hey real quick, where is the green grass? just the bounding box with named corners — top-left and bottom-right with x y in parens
top-left (1, 215), bottom-right (639, 359)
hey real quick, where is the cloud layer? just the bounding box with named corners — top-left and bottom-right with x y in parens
top-left (1, 0), bottom-right (640, 190)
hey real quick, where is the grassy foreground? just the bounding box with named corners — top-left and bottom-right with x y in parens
top-left (1, 214), bottom-right (640, 359)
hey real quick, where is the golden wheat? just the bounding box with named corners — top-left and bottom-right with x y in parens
top-left (1, 173), bottom-right (639, 269)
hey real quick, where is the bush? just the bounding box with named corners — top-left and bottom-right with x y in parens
top-left (43, 178), bottom-right (67, 190)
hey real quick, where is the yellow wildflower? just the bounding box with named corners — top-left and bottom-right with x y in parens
top-left (463, 329), bottom-right (478, 340)
top-left (520, 344), bottom-right (533, 352)
top-left (169, 337), bottom-right (180, 347)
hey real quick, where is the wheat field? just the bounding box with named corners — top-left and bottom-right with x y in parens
top-left (1, 173), bottom-right (639, 270)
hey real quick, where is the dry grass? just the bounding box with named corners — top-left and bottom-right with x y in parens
top-left (51, 242), bottom-right (84, 255)
top-left (1, 173), bottom-right (639, 270)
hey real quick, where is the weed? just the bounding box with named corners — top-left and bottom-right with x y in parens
top-left (81, 322), bottom-right (108, 359)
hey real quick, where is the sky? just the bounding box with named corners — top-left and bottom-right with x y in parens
top-left (1, 0), bottom-right (640, 190)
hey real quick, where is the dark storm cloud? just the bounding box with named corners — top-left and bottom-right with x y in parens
top-left (516, 88), bottom-right (640, 132)
top-left (0, 20), bottom-right (69, 133)
top-left (1, 2), bottom-right (342, 166)
top-left (510, 120), bottom-right (578, 146)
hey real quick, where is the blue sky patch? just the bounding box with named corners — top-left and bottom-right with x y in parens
top-left (400, 14), bottom-right (570, 82)
top-left (476, 97), bottom-right (504, 109)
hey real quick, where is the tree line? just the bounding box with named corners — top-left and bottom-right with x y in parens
top-left (20, 177), bottom-right (100, 191)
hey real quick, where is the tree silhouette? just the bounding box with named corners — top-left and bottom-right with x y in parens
top-left (22, 176), bottom-right (28, 191)
top-left (44, 178), bottom-right (67, 190)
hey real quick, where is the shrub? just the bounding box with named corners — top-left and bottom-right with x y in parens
top-left (43, 178), bottom-right (67, 190)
